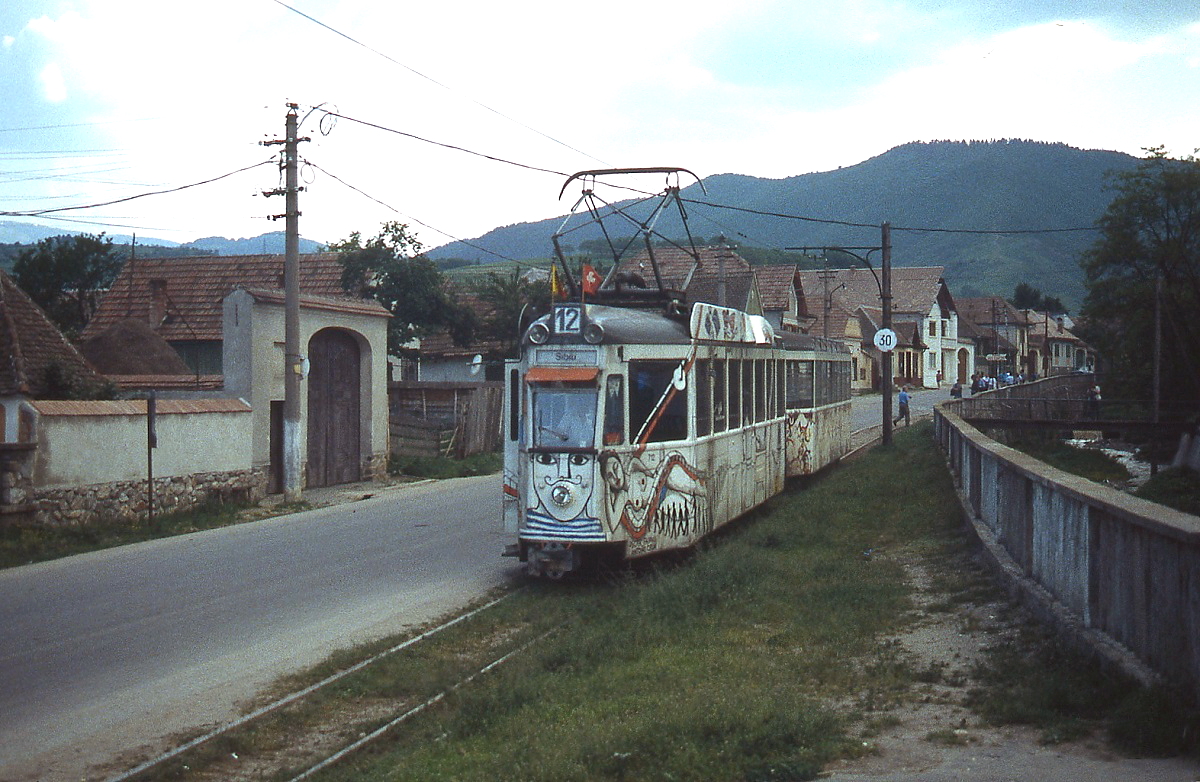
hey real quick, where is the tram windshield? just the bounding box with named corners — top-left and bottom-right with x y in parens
top-left (532, 386), bottom-right (598, 449)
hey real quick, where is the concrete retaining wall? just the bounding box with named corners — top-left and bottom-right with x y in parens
top-left (935, 397), bottom-right (1200, 700)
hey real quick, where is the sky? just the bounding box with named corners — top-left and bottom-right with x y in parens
top-left (1, 0), bottom-right (1198, 254)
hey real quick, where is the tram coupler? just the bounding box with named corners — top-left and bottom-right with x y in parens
top-left (525, 542), bottom-right (578, 579)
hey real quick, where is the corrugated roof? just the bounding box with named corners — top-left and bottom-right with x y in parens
top-left (83, 253), bottom-right (355, 342)
top-left (0, 271), bottom-right (103, 397)
top-left (240, 288), bottom-right (391, 318)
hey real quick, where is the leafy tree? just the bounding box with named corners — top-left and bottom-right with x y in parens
top-left (1010, 282), bottom-right (1066, 314)
top-left (12, 233), bottom-right (123, 338)
top-left (329, 221), bottom-right (475, 353)
top-left (1079, 147), bottom-right (1200, 401)
top-left (473, 267), bottom-right (550, 357)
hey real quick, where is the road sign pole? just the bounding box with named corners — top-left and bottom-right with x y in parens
top-left (882, 223), bottom-right (893, 447)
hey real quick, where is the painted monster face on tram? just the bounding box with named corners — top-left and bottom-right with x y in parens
top-left (530, 451), bottom-right (595, 521)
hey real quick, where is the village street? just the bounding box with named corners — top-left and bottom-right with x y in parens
top-left (0, 473), bottom-right (517, 782)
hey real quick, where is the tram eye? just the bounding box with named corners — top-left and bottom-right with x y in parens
top-left (535, 453), bottom-right (555, 465)
top-left (569, 454), bottom-right (589, 466)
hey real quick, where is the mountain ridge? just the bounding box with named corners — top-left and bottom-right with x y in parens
top-left (428, 140), bottom-right (1139, 310)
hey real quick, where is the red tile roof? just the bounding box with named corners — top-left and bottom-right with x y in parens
top-left (83, 253), bottom-right (353, 342)
top-left (0, 271), bottom-right (102, 397)
top-left (752, 264), bottom-right (799, 311)
top-left (797, 266), bottom-right (946, 339)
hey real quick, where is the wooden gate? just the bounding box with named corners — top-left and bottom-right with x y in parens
top-left (307, 329), bottom-right (361, 487)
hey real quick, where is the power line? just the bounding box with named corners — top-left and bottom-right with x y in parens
top-left (272, 0), bottom-right (608, 168)
top-left (303, 159), bottom-right (536, 267)
top-left (0, 158), bottom-right (276, 218)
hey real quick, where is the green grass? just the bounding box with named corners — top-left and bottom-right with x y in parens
top-left (967, 629), bottom-right (1198, 754)
top-left (1006, 436), bottom-right (1131, 484)
top-left (303, 423), bottom-right (965, 781)
top-left (1135, 467), bottom-right (1200, 516)
top-left (0, 498), bottom-right (262, 569)
top-left (389, 451), bottom-right (502, 479)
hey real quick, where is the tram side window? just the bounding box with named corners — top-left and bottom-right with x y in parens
top-left (630, 360), bottom-right (688, 443)
top-left (713, 359), bottom-right (727, 432)
top-left (696, 359), bottom-right (712, 437)
top-left (742, 360), bottom-right (751, 424)
top-left (790, 360), bottom-right (814, 408)
top-left (775, 359), bottom-right (785, 417)
top-left (755, 360), bottom-right (766, 423)
top-left (728, 359), bottom-right (741, 427)
top-left (604, 374), bottom-right (624, 445)
top-left (508, 368), bottom-right (520, 441)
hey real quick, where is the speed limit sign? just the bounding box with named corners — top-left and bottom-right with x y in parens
top-left (873, 328), bottom-right (897, 352)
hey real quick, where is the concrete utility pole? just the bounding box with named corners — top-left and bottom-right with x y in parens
top-left (263, 104), bottom-right (308, 502)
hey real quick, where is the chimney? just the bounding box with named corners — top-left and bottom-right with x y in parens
top-left (149, 279), bottom-right (168, 327)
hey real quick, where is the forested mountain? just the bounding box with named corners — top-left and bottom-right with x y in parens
top-left (428, 140), bottom-right (1141, 310)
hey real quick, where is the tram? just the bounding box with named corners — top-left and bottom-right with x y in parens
top-left (501, 169), bottom-right (853, 578)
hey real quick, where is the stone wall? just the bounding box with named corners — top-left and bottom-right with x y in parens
top-left (32, 467), bottom-right (268, 527)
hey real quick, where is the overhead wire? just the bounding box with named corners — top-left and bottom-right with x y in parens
top-left (271, 0), bottom-right (609, 168)
top-left (0, 158), bottom-right (277, 218)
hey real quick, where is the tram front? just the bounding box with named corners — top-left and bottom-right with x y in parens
top-left (508, 304), bottom-right (611, 578)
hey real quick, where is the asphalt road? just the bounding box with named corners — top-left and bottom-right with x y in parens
top-left (0, 473), bottom-right (516, 782)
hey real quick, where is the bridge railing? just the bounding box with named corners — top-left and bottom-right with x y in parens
top-left (934, 392), bottom-right (1200, 700)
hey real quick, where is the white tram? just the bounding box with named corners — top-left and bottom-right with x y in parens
top-left (502, 300), bottom-right (852, 578)
top-left (501, 167), bottom-right (853, 577)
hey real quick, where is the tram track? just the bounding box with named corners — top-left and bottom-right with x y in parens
top-left (101, 589), bottom-right (563, 782)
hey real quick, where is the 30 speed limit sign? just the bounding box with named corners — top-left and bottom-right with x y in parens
top-left (873, 328), bottom-right (897, 352)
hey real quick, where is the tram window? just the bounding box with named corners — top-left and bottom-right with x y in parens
top-left (740, 360), bottom-right (749, 424)
top-left (630, 360), bottom-right (688, 443)
top-left (775, 360), bottom-right (785, 417)
top-left (696, 359), bottom-right (712, 437)
top-left (795, 361), bottom-right (814, 408)
top-left (713, 359), bottom-right (727, 432)
top-left (728, 360), bottom-right (741, 427)
top-left (755, 360), bottom-right (766, 422)
top-left (604, 374), bottom-right (624, 445)
top-left (508, 368), bottom-right (520, 441)
top-left (532, 385), bottom-right (597, 448)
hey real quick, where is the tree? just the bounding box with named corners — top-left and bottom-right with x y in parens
top-left (329, 221), bottom-right (475, 353)
top-left (12, 233), bottom-right (123, 337)
top-left (1010, 282), bottom-right (1066, 314)
top-left (1079, 147), bottom-right (1200, 401)
top-left (473, 267), bottom-right (551, 357)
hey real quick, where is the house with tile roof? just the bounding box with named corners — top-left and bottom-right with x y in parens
top-left (796, 266), bottom-right (974, 390)
top-left (1022, 310), bottom-right (1097, 377)
top-left (612, 245), bottom-right (764, 314)
top-left (955, 296), bottom-right (1030, 377)
top-left (85, 253), bottom-right (392, 491)
top-left (1, 270), bottom-right (106, 443)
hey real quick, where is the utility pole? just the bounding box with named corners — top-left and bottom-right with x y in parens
top-left (263, 103), bottom-right (308, 502)
top-left (881, 222), bottom-right (893, 447)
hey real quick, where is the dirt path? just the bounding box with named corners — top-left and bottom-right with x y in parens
top-left (822, 549), bottom-right (1198, 781)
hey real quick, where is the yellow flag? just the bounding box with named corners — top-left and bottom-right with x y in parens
top-left (550, 266), bottom-right (562, 299)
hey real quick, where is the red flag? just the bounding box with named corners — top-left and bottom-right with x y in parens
top-left (581, 264), bottom-right (601, 295)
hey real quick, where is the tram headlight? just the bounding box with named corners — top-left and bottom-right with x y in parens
top-left (550, 484), bottom-right (573, 507)
top-left (583, 322), bottom-right (605, 344)
top-left (527, 322), bottom-right (550, 344)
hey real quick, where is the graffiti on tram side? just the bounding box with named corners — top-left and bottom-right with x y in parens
top-left (601, 450), bottom-right (710, 545)
top-left (786, 410), bottom-right (815, 475)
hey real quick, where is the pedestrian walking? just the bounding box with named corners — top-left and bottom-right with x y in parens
top-left (894, 386), bottom-right (911, 427)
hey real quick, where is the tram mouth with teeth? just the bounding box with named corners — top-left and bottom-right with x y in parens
top-left (502, 169), bottom-right (852, 578)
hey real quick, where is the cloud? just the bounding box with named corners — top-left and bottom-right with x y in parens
top-left (38, 61), bottom-right (66, 102)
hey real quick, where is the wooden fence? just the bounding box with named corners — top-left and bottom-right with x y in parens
top-left (388, 382), bottom-right (503, 459)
